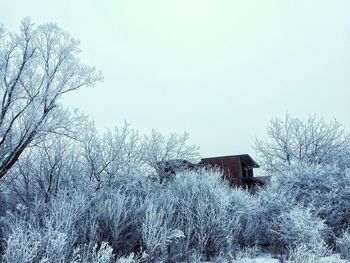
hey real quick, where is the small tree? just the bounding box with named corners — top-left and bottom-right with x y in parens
top-left (254, 114), bottom-right (350, 174)
top-left (0, 19), bottom-right (102, 180)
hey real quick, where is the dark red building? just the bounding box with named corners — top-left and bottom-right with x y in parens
top-left (200, 154), bottom-right (265, 188)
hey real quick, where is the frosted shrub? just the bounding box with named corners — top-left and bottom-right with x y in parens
top-left (255, 186), bottom-right (293, 246)
top-left (2, 204), bottom-right (70, 263)
top-left (2, 220), bottom-right (42, 263)
top-left (261, 163), bottom-right (350, 242)
top-left (141, 200), bottom-right (183, 261)
top-left (84, 186), bottom-right (144, 254)
top-left (1, 191), bottom-right (91, 262)
top-left (165, 170), bottom-right (244, 260)
top-left (336, 231), bottom-right (350, 260)
top-left (269, 206), bottom-right (327, 256)
top-left (228, 189), bottom-right (263, 247)
top-left (47, 191), bottom-right (89, 257)
top-left (70, 242), bottom-right (117, 263)
top-left (92, 190), bottom-right (131, 249)
top-left (40, 227), bottom-right (68, 262)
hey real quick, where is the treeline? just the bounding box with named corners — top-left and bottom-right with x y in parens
top-left (0, 115), bottom-right (349, 262)
top-left (1, 152), bottom-right (350, 262)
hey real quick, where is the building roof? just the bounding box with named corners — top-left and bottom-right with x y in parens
top-left (201, 154), bottom-right (260, 168)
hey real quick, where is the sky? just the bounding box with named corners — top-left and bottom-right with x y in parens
top-left (1, 0), bottom-right (350, 161)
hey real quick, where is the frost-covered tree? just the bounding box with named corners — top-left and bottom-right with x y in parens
top-left (1, 129), bottom-right (92, 210)
top-left (81, 121), bottom-right (143, 189)
top-left (254, 114), bottom-right (350, 173)
top-left (0, 18), bottom-right (102, 180)
top-left (141, 130), bottom-right (200, 183)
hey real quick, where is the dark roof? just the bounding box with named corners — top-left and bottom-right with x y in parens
top-left (201, 154), bottom-right (260, 168)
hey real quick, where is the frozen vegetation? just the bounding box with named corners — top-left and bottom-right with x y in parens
top-left (1, 20), bottom-right (350, 262)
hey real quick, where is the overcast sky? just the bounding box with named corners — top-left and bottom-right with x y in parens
top-left (1, 0), bottom-right (350, 160)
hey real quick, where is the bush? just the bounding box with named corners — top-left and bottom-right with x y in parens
top-left (268, 206), bottom-right (327, 256)
top-left (257, 185), bottom-right (294, 246)
top-left (87, 190), bottom-right (139, 253)
top-left (141, 200), bottom-right (184, 261)
top-left (2, 204), bottom-right (69, 263)
top-left (260, 164), bottom-right (350, 242)
top-left (1, 189), bottom-right (93, 262)
top-left (160, 170), bottom-right (262, 261)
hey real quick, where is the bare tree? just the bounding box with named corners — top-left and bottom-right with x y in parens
top-left (254, 114), bottom-right (350, 173)
top-left (0, 19), bottom-right (102, 180)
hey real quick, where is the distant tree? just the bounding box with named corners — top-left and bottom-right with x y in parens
top-left (254, 114), bottom-right (350, 173)
top-left (0, 19), bottom-right (102, 180)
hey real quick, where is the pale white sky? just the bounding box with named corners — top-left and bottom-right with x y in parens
top-left (1, 0), bottom-right (350, 160)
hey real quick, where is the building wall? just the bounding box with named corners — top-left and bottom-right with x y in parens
top-left (200, 156), bottom-right (246, 187)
